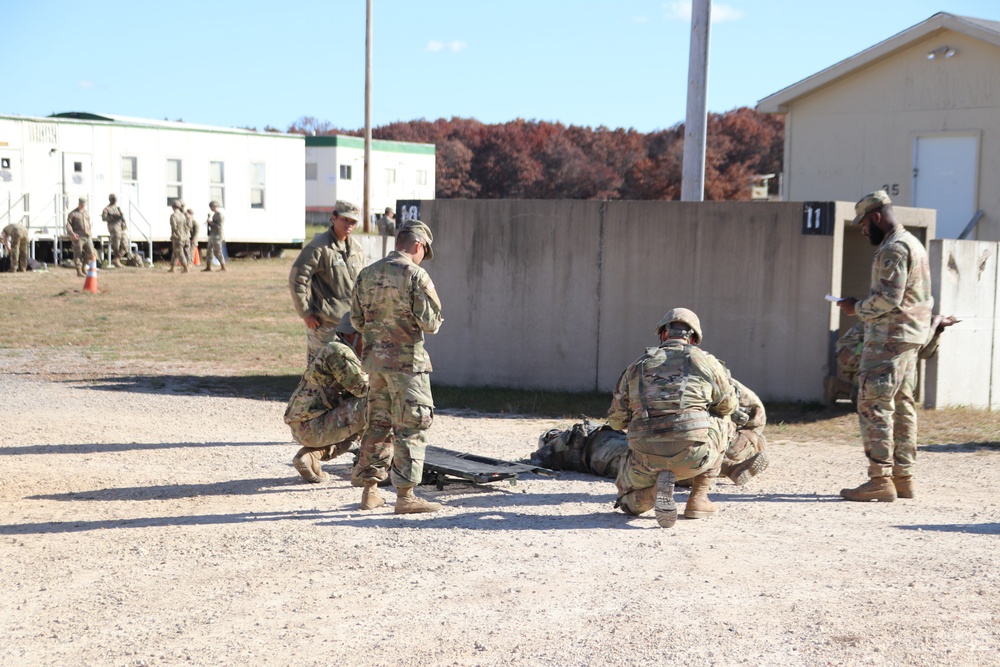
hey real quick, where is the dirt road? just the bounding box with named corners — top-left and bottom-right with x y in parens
top-left (1, 350), bottom-right (997, 666)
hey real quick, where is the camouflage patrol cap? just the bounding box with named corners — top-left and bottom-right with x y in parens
top-left (78, 197), bottom-right (87, 204)
top-left (397, 220), bottom-right (434, 260)
top-left (384, 206), bottom-right (394, 215)
top-left (209, 200), bottom-right (221, 208)
top-left (656, 307), bottom-right (703, 344)
top-left (173, 199), bottom-right (185, 209)
top-left (333, 200), bottom-right (361, 222)
top-left (852, 190), bottom-right (892, 224)
top-left (335, 311), bottom-right (357, 336)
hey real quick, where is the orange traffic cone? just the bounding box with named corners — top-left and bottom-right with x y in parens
top-left (192, 245), bottom-right (201, 266)
top-left (82, 259), bottom-right (99, 293)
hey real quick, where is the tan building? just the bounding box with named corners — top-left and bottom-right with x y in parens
top-left (758, 12), bottom-right (1000, 241)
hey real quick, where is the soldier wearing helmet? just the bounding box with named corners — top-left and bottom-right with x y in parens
top-left (284, 313), bottom-right (369, 483)
top-left (608, 307), bottom-right (739, 528)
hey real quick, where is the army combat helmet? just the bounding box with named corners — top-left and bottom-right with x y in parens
top-left (656, 307), bottom-right (703, 344)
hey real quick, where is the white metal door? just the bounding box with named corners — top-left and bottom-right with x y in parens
top-left (0, 149), bottom-right (23, 216)
top-left (912, 134), bottom-right (978, 239)
top-left (62, 152), bottom-right (93, 206)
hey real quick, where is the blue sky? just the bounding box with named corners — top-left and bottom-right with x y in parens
top-left (3, 0), bottom-right (999, 133)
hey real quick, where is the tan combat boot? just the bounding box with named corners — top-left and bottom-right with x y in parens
top-left (726, 450), bottom-right (770, 486)
top-left (654, 470), bottom-right (678, 528)
top-left (892, 476), bottom-right (916, 499)
top-left (291, 447), bottom-right (329, 483)
top-left (394, 486), bottom-right (441, 514)
top-left (684, 473), bottom-right (718, 519)
top-left (361, 481), bottom-right (386, 510)
top-left (840, 477), bottom-right (896, 502)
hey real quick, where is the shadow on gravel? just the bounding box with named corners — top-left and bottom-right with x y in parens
top-left (0, 508), bottom-right (336, 535)
top-left (2, 441), bottom-right (288, 455)
top-left (919, 442), bottom-right (1000, 452)
top-left (64, 374), bottom-right (298, 401)
top-left (896, 522), bottom-right (1000, 535)
top-left (27, 476), bottom-right (304, 502)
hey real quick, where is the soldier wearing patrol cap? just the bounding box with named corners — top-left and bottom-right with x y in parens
top-left (376, 206), bottom-right (396, 237)
top-left (836, 190), bottom-right (933, 502)
top-left (203, 200), bottom-right (227, 272)
top-left (608, 308), bottom-right (738, 528)
top-left (101, 194), bottom-right (129, 268)
top-left (289, 199), bottom-right (365, 365)
top-left (285, 312), bottom-right (369, 483)
top-left (65, 197), bottom-right (95, 277)
top-left (350, 219), bottom-right (443, 514)
top-left (168, 199), bottom-right (190, 273)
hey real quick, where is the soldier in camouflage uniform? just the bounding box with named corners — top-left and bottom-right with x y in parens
top-left (185, 208), bottom-right (198, 266)
top-left (168, 200), bottom-right (190, 273)
top-left (609, 308), bottom-right (738, 528)
top-left (825, 315), bottom-right (958, 405)
top-left (837, 190), bottom-right (933, 502)
top-left (289, 200), bottom-right (364, 364)
top-left (535, 379), bottom-right (769, 486)
top-left (65, 197), bottom-right (96, 277)
top-left (350, 220), bottom-right (443, 514)
top-left (203, 201), bottom-right (227, 272)
top-left (2, 223), bottom-right (29, 272)
top-left (101, 194), bottom-right (128, 268)
top-left (376, 207), bottom-right (396, 236)
top-left (284, 313), bottom-right (368, 483)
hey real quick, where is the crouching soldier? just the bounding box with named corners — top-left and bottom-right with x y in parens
top-left (284, 313), bottom-right (368, 483)
top-left (534, 380), bottom-right (769, 486)
top-left (609, 308), bottom-right (737, 528)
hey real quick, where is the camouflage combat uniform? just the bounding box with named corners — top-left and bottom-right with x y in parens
top-left (101, 203), bottom-right (128, 267)
top-left (836, 321), bottom-right (943, 391)
top-left (284, 339), bottom-right (368, 457)
top-left (534, 378), bottom-right (764, 481)
top-left (169, 208), bottom-right (190, 272)
top-left (2, 223), bottom-right (29, 272)
top-left (289, 228), bottom-right (365, 365)
top-left (66, 207), bottom-right (96, 274)
top-left (609, 339), bottom-right (737, 514)
top-left (204, 209), bottom-right (226, 270)
top-left (350, 250), bottom-right (443, 488)
top-left (855, 227), bottom-right (932, 480)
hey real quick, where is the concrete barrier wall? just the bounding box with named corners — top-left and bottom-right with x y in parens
top-left (417, 200), bottom-right (840, 400)
top-left (926, 240), bottom-right (999, 409)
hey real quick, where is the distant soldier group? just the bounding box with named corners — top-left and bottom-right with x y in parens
top-left (168, 199), bottom-right (226, 273)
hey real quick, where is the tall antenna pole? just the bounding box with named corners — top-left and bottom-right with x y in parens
top-left (363, 0), bottom-right (373, 232)
top-left (681, 0), bottom-right (711, 202)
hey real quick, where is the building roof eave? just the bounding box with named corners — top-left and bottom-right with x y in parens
top-left (756, 12), bottom-right (1000, 114)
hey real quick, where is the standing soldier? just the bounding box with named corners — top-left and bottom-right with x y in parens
top-left (376, 206), bottom-right (396, 236)
top-left (203, 200), bottom-right (227, 272)
top-left (2, 223), bottom-right (30, 272)
top-left (609, 308), bottom-right (737, 528)
top-left (288, 200), bottom-right (364, 364)
top-left (66, 197), bottom-right (95, 277)
top-left (188, 208), bottom-right (200, 266)
top-left (168, 200), bottom-right (190, 273)
top-left (837, 190), bottom-right (933, 502)
top-left (101, 194), bottom-right (128, 268)
top-left (350, 220), bottom-right (443, 514)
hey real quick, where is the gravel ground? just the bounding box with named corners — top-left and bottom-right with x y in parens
top-left (1, 349), bottom-right (998, 667)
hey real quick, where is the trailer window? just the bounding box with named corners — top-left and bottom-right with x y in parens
top-left (210, 161), bottom-right (225, 207)
top-left (166, 159), bottom-right (182, 206)
top-left (251, 162), bottom-right (265, 209)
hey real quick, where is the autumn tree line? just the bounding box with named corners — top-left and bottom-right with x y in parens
top-left (284, 107), bottom-right (783, 201)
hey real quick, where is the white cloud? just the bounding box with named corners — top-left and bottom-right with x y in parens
top-left (424, 40), bottom-right (467, 53)
top-left (664, 1), bottom-right (744, 23)
top-left (77, 80), bottom-right (96, 89)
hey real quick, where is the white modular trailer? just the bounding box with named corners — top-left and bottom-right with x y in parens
top-left (305, 134), bottom-right (435, 223)
top-left (0, 112), bottom-right (306, 251)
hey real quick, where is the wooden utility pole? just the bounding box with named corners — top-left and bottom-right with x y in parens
top-left (681, 0), bottom-right (711, 202)
top-left (363, 0), bottom-right (373, 232)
